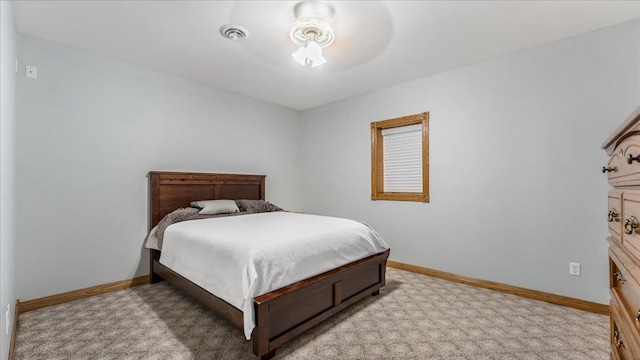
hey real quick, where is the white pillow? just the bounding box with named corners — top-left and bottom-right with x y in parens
top-left (193, 199), bottom-right (239, 215)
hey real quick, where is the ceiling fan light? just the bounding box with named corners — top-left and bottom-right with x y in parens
top-left (289, 15), bottom-right (334, 67)
top-left (292, 46), bottom-right (308, 66)
top-left (291, 41), bottom-right (327, 67)
top-left (306, 41), bottom-right (326, 67)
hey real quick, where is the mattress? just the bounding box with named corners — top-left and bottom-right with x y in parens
top-left (158, 211), bottom-right (389, 339)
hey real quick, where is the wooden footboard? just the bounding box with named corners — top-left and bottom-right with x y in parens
top-left (252, 249), bottom-right (390, 358)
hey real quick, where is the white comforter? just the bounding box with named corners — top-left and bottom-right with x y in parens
top-left (159, 211), bottom-right (388, 340)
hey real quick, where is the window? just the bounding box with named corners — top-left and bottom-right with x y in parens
top-left (371, 112), bottom-right (429, 202)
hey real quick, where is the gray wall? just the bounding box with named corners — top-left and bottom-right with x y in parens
top-left (300, 19), bottom-right (640, 304)
top-left (0, 1), bottom-right (17, 359)
top-left (14, 18), bottom-right (640, 307)
top-left (16, 35), bottom-right (303, 301)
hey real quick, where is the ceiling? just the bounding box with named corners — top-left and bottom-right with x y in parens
top-left (14, 1), bottom-right (640, 111)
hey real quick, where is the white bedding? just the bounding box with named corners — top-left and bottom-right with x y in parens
top-left (158, 211), bottom-right (388, 339)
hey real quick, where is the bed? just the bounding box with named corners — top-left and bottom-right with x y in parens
top-left (147, 171), bottom-right (390, 359)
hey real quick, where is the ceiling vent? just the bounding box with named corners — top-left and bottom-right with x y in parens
top-left (219, 25), bottom-right (249, 41)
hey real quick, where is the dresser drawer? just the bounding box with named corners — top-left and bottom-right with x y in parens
top-left (611, 291), bottom-right (640, 359)
top-left (606, 135), bottom-right (640, 186)
top-left (610, 189), bottom-right (623, 242)
top-left (612, 316), bottom-right (636, 360)
top-left (623, 192), bottom-right (640, 261)
top-left (610, 249), bottom-right (640, 326)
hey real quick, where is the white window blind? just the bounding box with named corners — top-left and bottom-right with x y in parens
top-left (382, 123), bottom-right (422, 193)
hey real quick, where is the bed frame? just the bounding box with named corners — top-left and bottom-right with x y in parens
top-left (148, 171), bottom-right (389, 359)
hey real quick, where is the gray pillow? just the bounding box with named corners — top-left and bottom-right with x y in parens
top-left (191, 199), bottom-right (240, 215)
top-left (235, 199), bottom-right (283, 213)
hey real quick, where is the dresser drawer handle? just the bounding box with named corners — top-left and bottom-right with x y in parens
top-left (614, 330), bottom-right (621, 341)
top-left (625, 216), bottom-right (639, 234)
top-left (614, 271), bottom-right (626, 284)
top-left (614, 330), bottom-right (624, 348)
top-left (608, 209), bottom-right (619, 222)
top-left (628, 154), bottom-right (640, 164)
top-left (602, 166), bottom-right (616, 173)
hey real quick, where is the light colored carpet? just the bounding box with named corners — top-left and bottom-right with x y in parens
top-left (15, 268), bottom-right (609, 359)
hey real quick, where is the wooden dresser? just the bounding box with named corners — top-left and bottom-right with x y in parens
top-left (603, 105), bottom-right (640, 359)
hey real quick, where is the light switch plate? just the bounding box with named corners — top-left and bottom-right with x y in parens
top-left (26, 65), bottom-right (37, 79)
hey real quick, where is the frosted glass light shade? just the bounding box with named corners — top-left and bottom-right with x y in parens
top-left (292, 41), bottom-right (327, 67)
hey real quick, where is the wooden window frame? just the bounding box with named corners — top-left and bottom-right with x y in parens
top-left (371, 112), bottom-right (429, 202)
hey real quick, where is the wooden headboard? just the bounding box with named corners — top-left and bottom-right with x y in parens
top-left (148, 171), bottom-right (266, 229)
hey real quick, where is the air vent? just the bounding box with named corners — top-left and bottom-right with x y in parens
top-left (219, 25), bottom-right (249, 41)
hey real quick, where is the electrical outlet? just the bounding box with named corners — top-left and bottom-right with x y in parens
top-left (570, 262), bottom-right (581, 276)
top-left (5, 304), bottom-right (9, 335)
